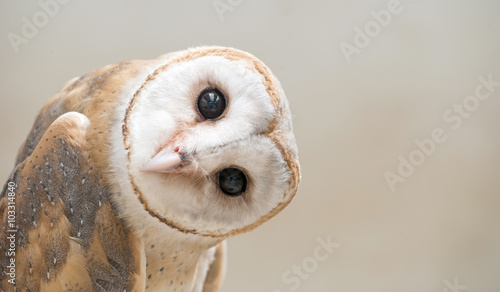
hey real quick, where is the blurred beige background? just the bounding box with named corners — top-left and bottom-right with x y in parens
top-left (1, 0), bottom-right (500, 291)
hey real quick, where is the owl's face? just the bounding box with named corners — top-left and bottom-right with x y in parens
top-left (111, 47), bottom-right (299, 238)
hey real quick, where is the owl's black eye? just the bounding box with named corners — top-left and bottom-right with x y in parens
top-left (218, 168), bottom-right (247, 197)
top-left (197, 89), bottom-right (226, 120)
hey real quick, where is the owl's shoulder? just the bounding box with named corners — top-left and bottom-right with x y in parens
top-left (0, 112), bottom-right (144, 291)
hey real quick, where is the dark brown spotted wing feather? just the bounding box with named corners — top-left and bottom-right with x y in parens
top-left (0, 112), bottom-right (144, 292)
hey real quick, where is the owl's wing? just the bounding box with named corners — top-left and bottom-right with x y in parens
top-left (0, 112), bottom-right (144, 292)
top-left (202, 241), bottom-right (226, 292)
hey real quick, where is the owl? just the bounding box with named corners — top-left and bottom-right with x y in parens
top-left (0, 46), bottom-right (300, 292)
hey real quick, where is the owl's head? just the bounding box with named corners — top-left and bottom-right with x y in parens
top-left (112, 47), bottom-right (300, 240)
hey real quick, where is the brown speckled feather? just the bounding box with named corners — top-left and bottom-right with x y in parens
top-left (0, 112), bottom-right (144, 291)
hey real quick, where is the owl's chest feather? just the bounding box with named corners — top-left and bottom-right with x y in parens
top-left (143, 236), bottom-right (217, 292)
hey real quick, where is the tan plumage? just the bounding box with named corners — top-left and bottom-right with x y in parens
top-left (1, 112), bottom-right (144, 291)
top-left (0, 47), bottom-right (300, 291)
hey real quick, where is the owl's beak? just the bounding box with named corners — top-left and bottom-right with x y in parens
top-left (140, 146), bottom-right (186, 173)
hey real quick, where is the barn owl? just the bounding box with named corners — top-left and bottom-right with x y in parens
top-left (0, 46), bottom-right (300, 292)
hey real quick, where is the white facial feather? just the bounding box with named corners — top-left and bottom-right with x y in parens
top-left (108, 49), bottom-right (295, 243)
